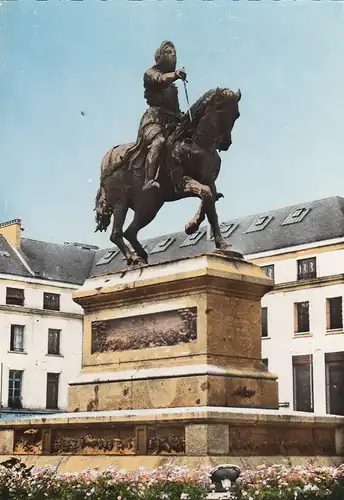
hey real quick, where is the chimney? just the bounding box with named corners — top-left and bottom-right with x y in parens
top-left (0, 219), bottom-right (23, 248)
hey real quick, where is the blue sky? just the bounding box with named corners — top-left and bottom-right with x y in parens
top-left (1, 0), bottom-right (343, 247)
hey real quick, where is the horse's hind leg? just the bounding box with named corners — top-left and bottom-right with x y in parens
top-left (124, 196), bottom-right (164, 263)
top-left (110, 201), bottom-right (136, 265)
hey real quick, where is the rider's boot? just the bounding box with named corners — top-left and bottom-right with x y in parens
top-left (142, 161), bottom-right (160, 191)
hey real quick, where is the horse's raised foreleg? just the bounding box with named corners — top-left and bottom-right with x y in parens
top-left (123, 194), bottom-right (164, 264)
top-left (185, 202), bottom-right (206, 235)
top-left (182, 177), bottom-right (234, 253)
top-left (110, 201), bottom-right (138, 265)
top-left (185, 189), bottom-right (223, 235)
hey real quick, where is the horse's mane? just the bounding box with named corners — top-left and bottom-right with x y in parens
top-left (189, 88), bottom-right (217, 119)
top-left (171, 88), bottom-right (219, 142)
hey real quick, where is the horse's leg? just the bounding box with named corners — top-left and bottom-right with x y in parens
top-left (203, 198), bottom-right (229, 250)
top-left (185, 190), bottom-right (224, 235)
top-left (109, 201), bottom-right (137, 264)
top-left (123, 195), bottom-right (164, 262)
top-left (203, 194), bottom-right (238, 252)
top-left (185, 202), bottom-right (206, 235)
top-left (182, 177), bottom-right (232, 251)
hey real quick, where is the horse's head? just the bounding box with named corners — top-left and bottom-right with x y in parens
top-left (174, 87), bottom-right (241, 152)
top-left (211, 88), bottom-right (241, 151)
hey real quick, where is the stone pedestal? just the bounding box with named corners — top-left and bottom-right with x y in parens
top-left (68, 253), bottom-right (278, 412)
top-left (1, 254), bottom-right (343, 471)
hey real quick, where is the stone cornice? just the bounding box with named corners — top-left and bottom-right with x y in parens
top-left (0, 304), bottom-right (83, 320)
top-left (73, 255), bottom-right (273, 312)
top-left (270, 274), bottom-right (344, 294)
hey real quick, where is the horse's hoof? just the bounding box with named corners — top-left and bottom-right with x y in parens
top-left (128, 255), bottom-right (147, 267)
top-left (185, 221), bottom-right (199, 235)
top-left (216, 246), bottom-right (244, 260)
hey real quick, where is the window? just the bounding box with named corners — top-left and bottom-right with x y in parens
top-left (261, 307), bottom-right (268, 337)
top-left (6, 287), bottom-right (24, 306)
top-left (48, 329), bottom-right (61, 355)
top-left (10, 325), bottom-right (24, 352)
top-left (245, 215), bottom-right (273, 234)
top-left (261, 264), bottom-right (274, 280)
top-left (180, 228), bottom-right (206, 247)
top-left (46, 373), bottom-right (59, 410)
top-left (8, 370), bottom-right (23, 409)
top-left (150, 237), bottom-right (175, 254)
top-left (209, 222), bottom-right (238, 240)
top-left (297, 257), bottom-right (316, 280)
top-left (95, 249), bottom-right (119, 266)
top-left (262, 358), bottom-right (269, 369)
top-left (325, 352), bottom-right (344, 416)
top-left (327, 297), bottom-right (343, 331)
top-left (43, 293), bottom-right (60, 311)
top-left (293, 355), bottom-right (313, 412)
top-left (295, 302), bottom-right (310, 333)
top-left (282, 207), bottom-right (310, 226)
top-left (219, 222), bottom-right (238, 238)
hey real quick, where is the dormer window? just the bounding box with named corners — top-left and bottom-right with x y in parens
top-left (150, 237), bottom-right (175, 254)
top-left (95, 249), bottom-right (119, 266)
top-left (245, 215), bottom-right (273, 234)
top-left (180, 227), bottom-right (206, 247)
top-left (210, 222), bottom-right (238, 240)
top-left (282, 208), bottom-right (310, 226)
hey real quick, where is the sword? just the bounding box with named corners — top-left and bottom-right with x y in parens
top-left (183, 79), bottom-right (192, 122)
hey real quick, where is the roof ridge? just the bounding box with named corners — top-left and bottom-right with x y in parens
top-left (21, 237), bottom-right (98, 251)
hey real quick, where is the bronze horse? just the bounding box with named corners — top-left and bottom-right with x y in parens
top-left (94, 87), bottom-right (242, 265)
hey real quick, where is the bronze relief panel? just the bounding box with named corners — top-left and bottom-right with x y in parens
top-left (91, 307), bottom-right (197, 353)
top-left (148, 426), bottom-right (185, 455)
top-left (51, 427), bottom-right (136, 455)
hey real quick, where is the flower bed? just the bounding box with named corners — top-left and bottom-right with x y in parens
top-left (0, 461), bottom-right (344, 499)
top-left (232, 463), bottom-right (344, 500)
top-left (0, 462), bottom-right (209, 500)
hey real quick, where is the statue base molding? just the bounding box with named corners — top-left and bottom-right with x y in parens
top-left (0, 406), bottom-right (343, 472)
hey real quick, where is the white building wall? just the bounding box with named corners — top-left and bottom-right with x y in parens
top-left (0, 278), bottom-right (83, 411)
top-left (260, 247), bottom-right (344, 415)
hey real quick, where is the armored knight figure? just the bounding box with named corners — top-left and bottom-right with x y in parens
top-left (130, 41), bottom-right (187, 191)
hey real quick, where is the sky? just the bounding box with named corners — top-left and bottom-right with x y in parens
top-left (1, 0), bottom-right (344, 248)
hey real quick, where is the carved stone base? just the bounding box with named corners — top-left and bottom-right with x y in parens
top-left (68, 253), bottom-right (278, 413)
top-left (0, 407), bottom-right (343, 471)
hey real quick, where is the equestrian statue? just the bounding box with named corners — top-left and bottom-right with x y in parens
top-left (94, 41), bottom-right (243, 265)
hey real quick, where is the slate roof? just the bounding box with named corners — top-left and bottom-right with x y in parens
top-left (0, 235), bottom-right (31, 278)
top-left (19, 239), bottom-right (96, 285)
top-left (1, 196), bottom-right (344, 285)
top-left (90, 196), bottom-right (344, 277)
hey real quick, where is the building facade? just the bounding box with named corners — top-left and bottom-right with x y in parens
top-left (253, 240), bottom-right (344, 416)
top-left (0, 219), bottom-right (95, 416)
top-left (2, 196), bottom-right (344, 416)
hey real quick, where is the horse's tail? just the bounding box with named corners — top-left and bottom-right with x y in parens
top-left (94, 185), bottom-right (112, 233)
